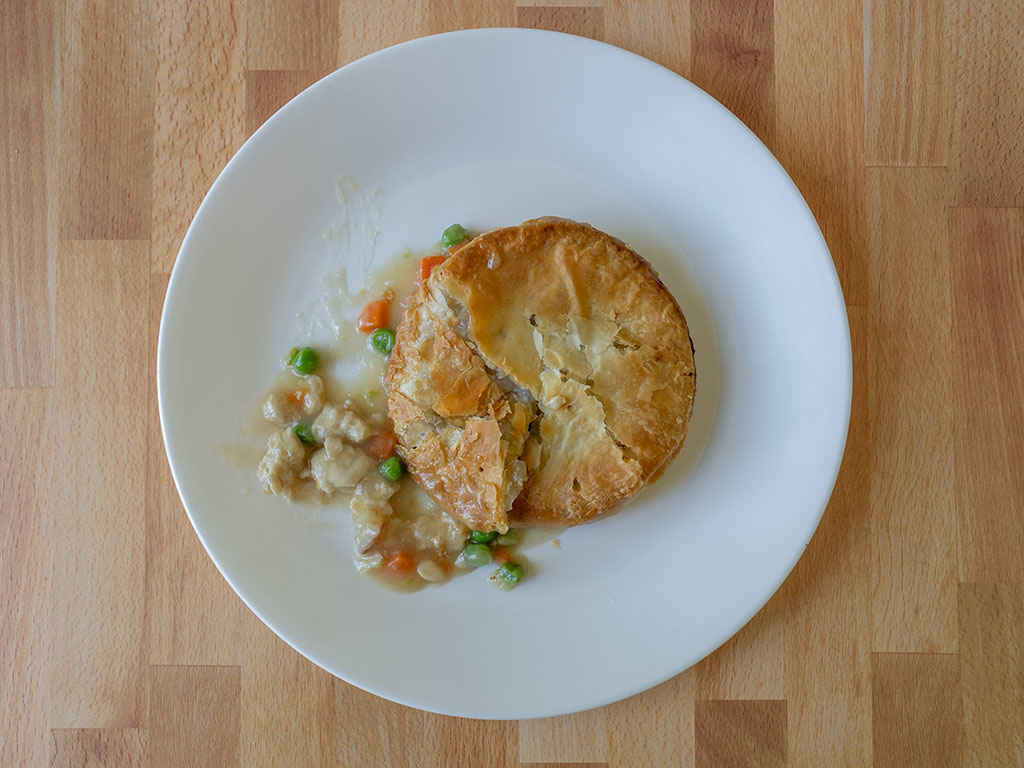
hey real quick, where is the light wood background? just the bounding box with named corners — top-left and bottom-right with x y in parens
top-left (2, 0), bottom-right (1022, 765)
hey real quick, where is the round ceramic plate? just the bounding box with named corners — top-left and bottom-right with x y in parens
top-left (158, 29), bottom-right (850, 719)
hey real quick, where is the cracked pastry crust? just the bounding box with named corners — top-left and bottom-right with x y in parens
top-left (385, 218), bottom-right (696, 530)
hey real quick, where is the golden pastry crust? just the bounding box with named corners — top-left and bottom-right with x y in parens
top-left (386, 218), bottom-right (696, 529)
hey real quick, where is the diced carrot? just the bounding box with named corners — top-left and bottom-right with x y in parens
top-left (418, 255), bottom-right (447, 282)
top-left (491, 547), bottom-right (512, 564)
top-left (384, 551), bottom-right (416, 574)
top-left (357, 300), bottom-right (389, 333)
top-left (363, 431), bottom-right (398, 460)
top-left (286, 389), bottom-right (308, 408)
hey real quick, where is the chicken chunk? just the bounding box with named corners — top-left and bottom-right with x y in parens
top-left (350, 475), bottom-right (398, 554)
top-left (257, 428), bottom-right (307, 495)
top-left (312, 403), bottom-right (374, 444)
top-left (412, 511), bottom-right (468, 556)
top-left (263, 375), bottom-right (326, 426)
top-left (308, 436), bottom-right (375, 495)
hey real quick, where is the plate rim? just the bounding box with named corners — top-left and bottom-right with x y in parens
top-left (157, 27), bottom-right (852, 719)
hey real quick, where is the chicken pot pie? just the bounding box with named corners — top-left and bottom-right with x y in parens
top-left (386, 218), bottom-right (696, 531)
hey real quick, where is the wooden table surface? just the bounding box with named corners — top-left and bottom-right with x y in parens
top-left (3, 0), bottom-right (1023, 765)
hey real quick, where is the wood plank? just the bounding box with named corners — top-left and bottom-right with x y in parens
top-left (603, 0), bottom-right (690, 78)
top-left (150, 0), bottom-right (246, 273)
top-left (46, 241), bottom-right (149, 728)
top-left (331, 679), bottom-right (440, 766)
top-left (695, 700), bottom-right (786, 768)
top-left (520, 709), bottom-right (608, 764)
top-left (606, 668), bottom-right (695, 768)
top-left (865, 0), bottom-right (949, 165)
top-left (871, 653), bottom-right (961, 768)
top-left (244, 70), bottom-right (320, 137)
top-left (951, 0), bottom-right (1024, 205)
top-left (0, 390), bottom-right (52, 766)
top-left (696, 594), bottom-right (785, 700)
top-left (784, 308), bottom-right (873, 766)
top-left (949, 207), bottom-right (1024, 583)
top-left (774, 0), bottom-right (867, 306)
top-left (333, 677), bottom-right (518, 767)
top-left (51, 729), bottom-right (147, 768)
top-left (0, 0), bottom-right (58, 386)
top-left (424, 716), bottom-right (518, 768)
top-left (60, 0), bottom-right (154, 240)
top-left (691, 0), bottom-right (775, 146)
top-left (515, 6), bottom-right (605, 40)
top-left (239, 624), bottom-right (335, 766)
top-left (516, 0), bottom-right (604, 6)
top-left (423, 0), bottom-right (514, 33)
top-left (146, 275), bottom-right (247, 665)
top-left (337, 1), bottom-right (430, 65)
top-left (150, 665), bottom-right (241, 768)
top-left (246, 0), bottom-right (339, 71)
top-left (959, 583), bottom-right (1024, 768)
top-left (867, 167), bottom-right (957, 653)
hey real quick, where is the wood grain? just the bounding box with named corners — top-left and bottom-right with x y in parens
top-left (46, 241), bottom-right (149, 728)
top-left (427, 714), bottom-right (518, 768)
top-left (60, 0), bottom-right (154, 240)
top-left (246, 0), bottom-right (340, 71)
top-left (865, 0), bottom-right (949, 165)
top-left (0, 0), bottom-right (58, 387)
top-left (51, 729), bottom-right (147, 768)
top-left (149, 0), bottom-right (246, 273)
top-left (868, 167), bottom-right (958, 653)
top-left (603, 0), bottom-right (690, 78)
top-left (0, 390), bottom-right (53, 766)
top-left (337, 1), bottom-right (431, 64)
top-left (516, 6), bottom-right (605, 39)
top-left (150, 665), bottom-right (241, 768)
top-left (774, 0), bottom-right (868, 306)
top-left (951, 0), bottom-right (1024, 205)
top-left (244, 70), bottom-right (320, 137)
top-left (330, 681), bottom-right (436, 765)
top-left (784, 309), bottom-right (873, 767)
top-left (606, 670), bottom-right (695, 768)
top-left (950, 207), bottom-right (1024, 584)
top-left (695, 700), bottom-right (787, 768)
top-left (959, 583), bottom-right (1024, 768)
top-left (239, 626), bottom-right (335, 766)
top-left (870, 653), bottom-right (961, 768)
top-left (691, 0), bottom-right (774, 146)
top-left (3, 0), bottom-right (1024, 764)
top-left (696, 596), bottom-right (785, 701)
top-left (425, 0), bottom-right (514, 33)
top-left (520, 709), bottom-right (608, 764)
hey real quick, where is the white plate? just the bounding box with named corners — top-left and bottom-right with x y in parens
top-left (158, 29), bottom-right (850, 719)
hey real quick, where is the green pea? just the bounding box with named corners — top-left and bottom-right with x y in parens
top-left (285, 347), bottom-right (299, 366)
top-left (461, 543), bottom-right (492, 567)
top-left (469, 530), bottom-right (498, 545)
top-left (497, 561), bottom-right (524, 585)
top-left (370, 328), bottom-right (396, 355)
top-left (441, 223), bottom-right (469, 248)
top-left (291, 347), bottom-right (319, 375)
top-left (495, 530), bottom-right (519, 547)
top-left (293, 424), bottom-right (315, 444)
top-left (378, 455), bottom-right (404, 482)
